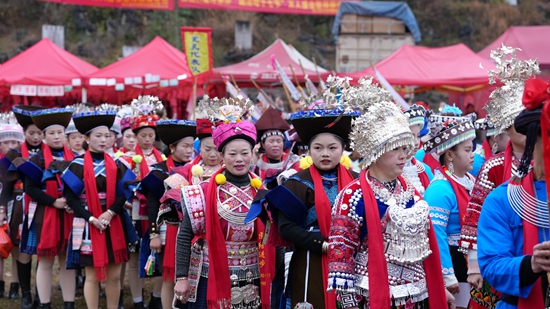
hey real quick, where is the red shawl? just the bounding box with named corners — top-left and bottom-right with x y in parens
top-left (516, 173), bottom-right (544, 309)
top-left (133, 146), bottom-right (163, 180)
top-left (441, 166), bottom-right (471, 226)
top-left (411, 158), bottom-right (431, 189)
top-left (165, 155), bottom-right (177, 173)
top-left (37, 145), bottom-right (74, 258)
top-left (502, 141), bottom-right (515, 184)
top-left (21, 142), bottom-right (45, 158)
top-left (359, 170), bottom-right (447, 308)
top-left (309, 164), bottom-right (354, 309)
top-left (423, 153), bottom-right (441, 173)
top-left (83, 151), bottom-right (127, 282)
top-left (481, 140), bottom-right (493, 161)
top-left (205, 168), bottom-right (274, 309)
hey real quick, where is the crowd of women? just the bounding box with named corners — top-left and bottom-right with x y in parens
top-left (0, 44), bottom-right (548, 309)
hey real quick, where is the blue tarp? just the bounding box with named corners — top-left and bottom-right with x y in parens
top-left (332, 2), bottom-right (421, 43)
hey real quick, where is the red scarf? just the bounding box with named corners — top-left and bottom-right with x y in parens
top-left (412, 158), bottom-right (431, 189)
top-left (515, 173), bottom-right (544, 309)
top-left (21, 142), bottom-right (45, 158)
top-left (309, 164), bottom-right (354, 309)
top-left (133, 146), bottom-right (163, 180)
top-left (205, 168), bottom-right (274, 309)
top-left (423, 153), bottom-right (441, 173)
top-left (441, 166), bottom-right (471, 226)
top-left (481, 140), bottom-right (493, 160)
top-left (37, 145), bottom-right (75, 258)
top-left (359, 170), bottom-right (447, 308)
top-left (502, 141), bottom-right (515, 184)
top-left (166, 155), bottom-right (176, 173)
top-left (83, 151), bottom-right (128, 282)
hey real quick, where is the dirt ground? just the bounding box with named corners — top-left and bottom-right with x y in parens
top-left (0, 256), bottom-right (155, 309)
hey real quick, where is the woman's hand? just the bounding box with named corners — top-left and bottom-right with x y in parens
top-left (150, 237), bottom-right (162, 253)
top-left (124, 201), bottom-right (132, 210)
top-left (97, 211), bottom-right (113, 228)
top-left (446, 283), bottom-right (460, 294)
top-left (467, 273), bottom-right (483, 290)
top-left (53, 198), bottom-right (67, 209)
top-left (90, 217), bottom-right (105, 231)
top-left (445, 288), bottom-right (456, 309)
top-left (531, 241), bottom-right (550, 273)
top-left (174, 279), bottom-right (191, 303)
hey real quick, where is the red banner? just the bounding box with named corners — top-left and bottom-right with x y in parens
top-left (40, 0), bottom-right (174, 10)
top-left (178, 0), bottom-right (351, 15)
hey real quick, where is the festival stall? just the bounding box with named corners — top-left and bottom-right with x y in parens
top-left (0, 38), bottom-right (98, 109)
top-left (478, 26), bottom-right (550, 71)
top-left (213, 38), bottom-right (330, 86)
top-left (85, 36), bottom-right (200, 117)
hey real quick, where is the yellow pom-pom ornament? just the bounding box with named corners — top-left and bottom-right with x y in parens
top-left (132, 155), bottom-right (143, 164)
top-left (215, 173), bottom-right (227, 185)
top-left (114, 151), bottom-right (123, 159)
top-left (161, 154), bottom-right (167, 161)
top-left (191, 165), bottom-right (204, 177)
top-left (250, 178), bottom-right (262, 189)
top-left (340, 154), bottom-right (352, 169)
top-left (299, 156), bottom-right (313, 170)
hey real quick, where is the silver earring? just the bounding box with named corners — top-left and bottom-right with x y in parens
top-left (448, 162), bottom-right (454, 174)
top-left (492, 141), bottom-right (498, 154)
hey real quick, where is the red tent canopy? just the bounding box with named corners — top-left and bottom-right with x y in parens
top-left (0, 38), bottom-right (98, 86)
top-left (339, 43), bottom-right (496, 88)
top-left (213, 38), bottom-right (330, 84)
top-left (86, 36), bottom-right (194, 89)
top-left (477, 26), bottom-right (550, 71)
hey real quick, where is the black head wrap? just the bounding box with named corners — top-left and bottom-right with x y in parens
top-left (514, 107), bottom-right (542, 176)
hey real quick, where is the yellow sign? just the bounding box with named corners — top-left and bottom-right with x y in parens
top-left (182, 28), bottom-right (212, 76)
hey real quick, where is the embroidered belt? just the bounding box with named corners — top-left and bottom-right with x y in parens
top-left (79, 192), bottom-right (108, 200)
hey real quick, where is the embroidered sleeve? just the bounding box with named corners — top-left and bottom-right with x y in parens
top-left (327, 181), bottom-right (362, 294)
top-left (425, 179), bottom-right (457, 286)
top-left (460, 154), bottom-right (504, 252)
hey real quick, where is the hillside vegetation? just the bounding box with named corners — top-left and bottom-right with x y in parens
top-left (0, 0), bottom-right (549, 70)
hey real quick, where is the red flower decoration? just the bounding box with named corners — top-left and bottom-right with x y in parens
top-left (522, 78), bottom-right (550, 110)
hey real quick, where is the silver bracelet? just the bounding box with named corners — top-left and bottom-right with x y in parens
top-left (88, 216), bottom-right (96, 224)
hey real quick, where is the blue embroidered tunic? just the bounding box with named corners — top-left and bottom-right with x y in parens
top-left (478, 180), bottom-right (549, 309)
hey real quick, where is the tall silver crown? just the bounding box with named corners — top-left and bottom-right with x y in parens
top-left (130, 95), bottom-right (164, 116)
top-left (339, 76), bottom-right (414, 166)
top-left (483, 45), bottom-right (540, 134)
top-left (197, 95), bottom-right (254, 124)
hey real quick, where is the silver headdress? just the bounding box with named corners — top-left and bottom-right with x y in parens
top-left (97, 104), bottom-right (122, 134)
top-left (0, 111), bottom-right (24, 143)
top-left (130, 95), bottom-right (164, 116)
top-left (347, 77), bottom-right (414, 166)
top-left (483, 45), bottom-right (540, 134)
top-left (197, 95), bottom-right (254, 123)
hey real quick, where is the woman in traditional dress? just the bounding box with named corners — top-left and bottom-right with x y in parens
top-left (477, 77), bottom-right (550, 309)
top-left (0, 105), bottom-right (45, 308)
top-left (176, 118), bottom-right (222, 185)
top-left (326, 88), bottom-right (451, 309)
top-left (65, 119), bottom-right (86, 156)
top-left (142, 119), bottom-right (196, 308)
top-left (253, 107), bottom-right (298, 190)
top-left (459, 47), bottom-right (536, 309)
top-left (423, 116), bottom-right (476, 305)
top-left (19, 108), bottom-right (76, 309)
top-left (62, 110), bottom-right (135, 309)
top-left (403, 104), bottom-right (434, 197)
top-left (121, 96), bottom-right (165, 309)
top-left (256, 96), bottom-right (359, 309)
top-left (174, 97), bottom-right (274, 309)
top-left (0, 112), bottom-right (25, 300)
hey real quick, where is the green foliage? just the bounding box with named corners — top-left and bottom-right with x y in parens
top-left (0, 0), bottom-right (549, 69)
